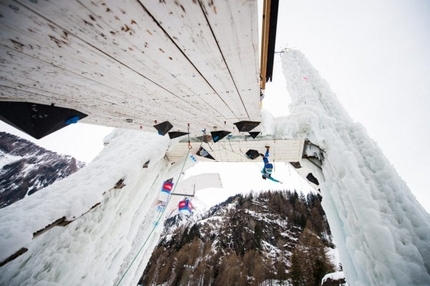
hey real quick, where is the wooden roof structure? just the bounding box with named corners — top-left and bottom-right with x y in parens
top-left (1, 0), bottom-right (290, 160)
top-left (0, 0), bottom-right (262, 136)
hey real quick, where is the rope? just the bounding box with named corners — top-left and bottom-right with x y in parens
top-left (228, 136), bottom-right (235, 153)
top-left (116, 145), bottom-right (191, 285)
top-left (273, 141), bottom-right (276, 172)
top-left (217, 137), bottom-right (261, 166)
top-left (187, 123), bottom-right (192, 150)
top-left (208, 135), bottom-right (261, 167)
top-left (199, 128), bottom-right (206, 148)
top-left (286, 162), bottom-right (291, 177)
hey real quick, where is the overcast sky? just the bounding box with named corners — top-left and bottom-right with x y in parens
top-left (1, 0), bottom-right (429, 211)
top-left (263, 0), bottom-right (430, 211)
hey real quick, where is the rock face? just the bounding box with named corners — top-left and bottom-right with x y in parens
top-left (140, 190), bottom-right (338, 285)
top-left (0, 132), bottom-right (85, 208)
top-left (321, 271), bottom-right (347, 286)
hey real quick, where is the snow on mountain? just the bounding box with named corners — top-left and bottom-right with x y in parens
top-left (0, 132), bottom-right (85, 208)
top-left (279, 49), bottom-right (430, 285)
top-left (140, 191), bottom-right (335, 285)
top-left (0, 153), bottom-right (21, 169)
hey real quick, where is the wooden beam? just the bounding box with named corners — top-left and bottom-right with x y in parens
top-left (260, 0), bottom-right (272, 91)
top-left (260, 0), bottom-right (279, 90)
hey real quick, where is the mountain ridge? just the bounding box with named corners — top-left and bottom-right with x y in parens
top-left (0, 131), bottom-right (85, 208)
top-left (140, 190), bottom-right (339, 285)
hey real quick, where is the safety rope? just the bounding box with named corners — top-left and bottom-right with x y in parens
top-left (116, 135), bottom-right (192, 286)
top-left (187, 123), bottom-right (192, 150)
top-left (202, 129), bottom-right (215, 152)
top-left (228, 135), bottom-right (235, 153)
top-left (273, 140), bottom-right (276, 172)
top-left (286, 162), bottom-right (291, 177)
top-left (216, 137), bottom-right (263, 169)
top-left (199, 128), bottom-right (206, 148)
top-left (218, 137), bottom-right (254, 161)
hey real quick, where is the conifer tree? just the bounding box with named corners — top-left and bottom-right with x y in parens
top-left (141, 189), bottom-right (336, 286)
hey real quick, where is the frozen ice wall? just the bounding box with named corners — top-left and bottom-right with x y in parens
top-left (278, 49), bottom-right (430, 286)
top-left (0, 129), bottom-right (195, 286)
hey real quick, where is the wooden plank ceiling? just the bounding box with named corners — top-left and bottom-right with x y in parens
top-left (167, 138), bottom-right (305, 163)
top-left (0, 0), bottom-right (261, 136)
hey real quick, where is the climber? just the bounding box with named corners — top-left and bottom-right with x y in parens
top-left (178, 197), bottom-right (193, 216)
top-left (260, 146), bottom-right (282, 184)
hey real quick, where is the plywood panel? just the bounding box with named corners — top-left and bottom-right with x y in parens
top-left (166, 137), bottom-right (305, 163)
top-left (200, 0), bottom-right (260, 117)
top-left (143, 0), bottom-right (259, 120)
top-left (0, 0), bottom-right (261, 136)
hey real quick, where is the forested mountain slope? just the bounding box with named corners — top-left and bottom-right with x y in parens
top-left (140, 190), bottom-right (338, 286)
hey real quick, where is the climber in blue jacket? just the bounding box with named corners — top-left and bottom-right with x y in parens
top-left (261, 146), bottom-right (283, 184)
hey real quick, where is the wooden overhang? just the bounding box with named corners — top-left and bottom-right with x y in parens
top-left (0, 0), bottom-right (262, 137)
